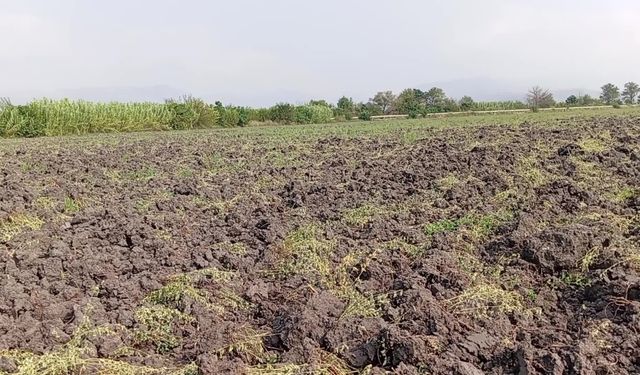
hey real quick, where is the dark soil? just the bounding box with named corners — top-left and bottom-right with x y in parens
top-left (0, 117), bottom-right (639, 374)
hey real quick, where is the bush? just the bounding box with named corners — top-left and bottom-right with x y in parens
top-left (236, 107), bottom-right (251, 127)
top-left (184, 96), bottom-right (219, 128)
top-left (309, 105), bottom-right (333, 123)
top-left (358, 108), bottom-right (372, 121)
top-left (249, 108), bottom-right (271, 122)
top-left (0, 105), bottom-right (46, 137)
top-left (219, 108), bottom-right (240, 127)
top-left (336, 97), bottom-right (355, 120)
top-left (166, 95), bottom-right (219, 130)
top-left (459, 96), bottom-right (475, 111)
top-left (0, 102), bottom-right (42, 137)
top-left (407, 109), bottom-right (420, 119)
top-left (269, 103), bottom-right (296, 124)
top-left (295, 105), bottom-right (333, 124)
top-left (295, 105), bottom-right (315, 124)
top-left (165, 102), bottom-right (199, 130)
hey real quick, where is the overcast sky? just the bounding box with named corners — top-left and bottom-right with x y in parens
top-left (1, 0), bottom-right (639, 105)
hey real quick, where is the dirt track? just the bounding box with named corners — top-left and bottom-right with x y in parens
top-left (0, 117), bottom-right (639, 374)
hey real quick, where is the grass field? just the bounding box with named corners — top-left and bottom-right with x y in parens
top-left (2, 106), bottom-right (638, 146)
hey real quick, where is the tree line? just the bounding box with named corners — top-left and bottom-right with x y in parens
top-left (2, 81), bottom-right (639, 137)
top-left (528, 82), bottom-right (640, 110)
top-left (343, 81), bottom-right (640, 119)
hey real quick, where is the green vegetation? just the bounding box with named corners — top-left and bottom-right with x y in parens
top-left (342, 204), bottom-right (385, 226)
top-left (0, 214), bottom-right (44, 241)
top-left (0, 99), bottom-right (175, 137)
top-left (134, 305), bottom-right (194, 353)
top-left (423, 211), bottom-right (512, 238)
top-left (64, 196), bottom-right (80, 214)
top-left (294, 105), bottom-right (333, 124)
top-left (424, 219), bottom-right (459, 236)
top-left (3, 79), bottom-right (638, 139)
top-left (447, 284), bottom-right (524, 316)
top-left (516, 155), bottom-right (547, 187)
top-left (275, 225), bottom-right (382, 318)
top-left (276, 225), bottom-right (334, 280)
top-left (137, 267), bottom-right (248, 354)
top-left (144, 268), bottom-right (242, 313)
top-left (614, 187), bottom-right (638, 202)
top-left (559, 271), bottom-right (592, 287)
top-left (0, 315), bottom-right (198, 375)
top-left (578, 131), bottom-right (611, 153)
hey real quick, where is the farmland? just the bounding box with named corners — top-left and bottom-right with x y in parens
top-left (0, 108), bottom-right (639, 374)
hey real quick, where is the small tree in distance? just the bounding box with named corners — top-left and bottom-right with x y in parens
top-left (527, 86), bottom-right (555, 110)
top-left (622, 82), bottom-right (640, 104)
top-left (370, 91), bottom-right (396, 115)
top-left (423, 87), bottom-right (448, 111)
top-left (459, 96), bottom-right (475, 111)
top-left (395, 89), bottom-right (424, 118)
top-left (565, 95), bottom-right (578, 105)
top-left (600, 83), bottom-right (621, 105)
top-left (336, 96), bottom-right (355, 120)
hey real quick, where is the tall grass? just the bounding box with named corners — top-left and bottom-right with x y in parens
top-left (0, 98), bottom-right (219, 137)
top-left (469, 101), bottom-right (528, 111)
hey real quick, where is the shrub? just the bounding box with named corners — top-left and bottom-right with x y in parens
top-left (336, 97), bottom-right (355, 120)
top-left (236, 107), bottom-right (251, 127)
top-left (248, 108), bottom-right (271, 122)
top-left (187, 98), bottom-right (219, 129)
top-left (357, 105), bottom-right (372, 121)
top-left (295, 105), bottom-right (315, 124)
top-left (0, 104), bottom-right (46, 137)
top-left (219, 107), bottom-right (240, 127)
top-left (295, 105), bottom-right (333, 124)
top-left (165, 102), bottom-right (200, 130)
top-left (166, 95), bottom-right (219, 130)
top-left (407, 109), bottom-right (420, 119)
top-left (269, 103), bottom-right (296, 124)
top-left (309, 105), bottom-right (333, 123)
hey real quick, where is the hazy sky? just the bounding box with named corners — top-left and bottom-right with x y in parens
top-left (1, 0), bottom-right (639, 105)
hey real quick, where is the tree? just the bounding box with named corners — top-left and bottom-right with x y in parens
top-left (565, 95), bottom-right (578, 105)
top-left (309, 99), bottom-right (332, 107)
top-left (269, 103), bottom-right (296, 124)
top-left (370, 91), bottom-right (396, 115)
top-left (395, 89), bottom-right (424, 118)
top-left (600, 83), bottom-right (620, 105)
top-left (526, 86), bottom-right (555, 109)
top-left (577, 94), bottom-right (598, 106)
top-left (622, 82), bottom-right (640, 104)
top-left (336, 96), bottom-right (355, 120)
top-left (459, 96), bottom-right (475, 111)
top-left (423, 87), bottom-right (448, 111)
top-left (357, 102), bottom-right (377, 120)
